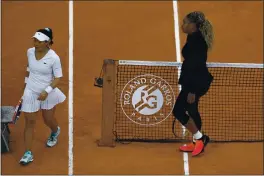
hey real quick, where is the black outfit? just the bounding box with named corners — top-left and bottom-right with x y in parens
top-left (173, 30), bottom-right (213, 129)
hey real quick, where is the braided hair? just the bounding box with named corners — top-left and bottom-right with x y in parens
top-left (187, 11), bottom-right (214, 50)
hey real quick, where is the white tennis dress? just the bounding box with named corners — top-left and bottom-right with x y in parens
top-left (21, 47), bottom-right (66, 113)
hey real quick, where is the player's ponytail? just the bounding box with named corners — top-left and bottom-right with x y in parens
top-left (199, 19), bottom-right (214, 50)
top-left (186, 11), bottom-right (214, 50)
top-left (44, 28), bottom-right (54, 45)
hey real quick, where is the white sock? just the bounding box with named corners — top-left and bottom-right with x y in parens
top-left (193, 131), bottom-right (203, 140)
top-left (192, 136), bottom-right (196, 143)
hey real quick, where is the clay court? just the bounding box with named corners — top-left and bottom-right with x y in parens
top-left (1, 1), bottom-right (263, 175)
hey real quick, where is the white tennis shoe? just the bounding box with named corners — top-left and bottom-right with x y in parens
top-left (19, 151), bottom-right (34, 165)
top-left (46, 126), bottom-right (60, 147)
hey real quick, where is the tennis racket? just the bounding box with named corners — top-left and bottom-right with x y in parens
top-left (172, 111), bottom-right (191, 139)
top-left (12, 98), bottom-right (23, 124)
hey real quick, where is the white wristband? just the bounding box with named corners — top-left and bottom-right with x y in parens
top-left (45, 86), bottom-right (53, 94)
top-left (25, 77), bottom-right (28, 83)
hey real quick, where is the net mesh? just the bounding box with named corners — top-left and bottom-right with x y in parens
top-left (113, 60), bottom-right (264, 142)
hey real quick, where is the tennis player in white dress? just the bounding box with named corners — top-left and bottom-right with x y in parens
top-left (19, 28), bottom-right (66, 165)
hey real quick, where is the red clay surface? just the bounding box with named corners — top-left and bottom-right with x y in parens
top-left (1, 1), bottom-right (263, 175)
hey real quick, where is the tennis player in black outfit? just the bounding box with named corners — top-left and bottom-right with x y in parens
top-left (173, 11), bottom-right (214, 156)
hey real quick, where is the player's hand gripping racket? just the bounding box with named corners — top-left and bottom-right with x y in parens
top-left (12, 98), bottom-right (23, 124)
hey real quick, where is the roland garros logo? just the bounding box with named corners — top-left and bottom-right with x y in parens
top-left (120, 74), bottom-right (175, 126)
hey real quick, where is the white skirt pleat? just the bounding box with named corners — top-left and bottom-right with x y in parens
top-left (21, 87), bottom-right (66, 113)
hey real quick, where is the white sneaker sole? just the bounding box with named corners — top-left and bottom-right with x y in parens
top-left (46, 142), bottom-right (58, 147)
top-left (19, 158), bottom-right (33, 165)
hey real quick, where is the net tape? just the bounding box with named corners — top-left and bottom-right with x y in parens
top-left (119, 60), bottom-right (263, 68)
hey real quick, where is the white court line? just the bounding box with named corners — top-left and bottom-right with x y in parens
top-left (69, 1), bottom-right (74, 175)
top-left (172, 1), bottom-right (190, 175)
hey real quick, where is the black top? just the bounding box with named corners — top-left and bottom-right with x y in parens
top-left (178, 30), bottom-right (213, 94)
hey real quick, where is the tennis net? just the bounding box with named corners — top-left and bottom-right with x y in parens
top-left (99, 59), bottom-right (263, 145)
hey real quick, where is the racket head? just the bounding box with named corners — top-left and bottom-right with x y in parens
top-left (12, 99), bottom-right (23, 124)
top-left (172, 116), bottom-right (192, 141)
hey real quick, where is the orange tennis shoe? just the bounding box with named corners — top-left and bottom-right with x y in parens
top-left (192, 135), bottom-right (210, 157)
top-left (179, 142), bottom-right (195, 152)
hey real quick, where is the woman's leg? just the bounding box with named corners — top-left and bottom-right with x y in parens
top-left (41, 88), bottom-right (65, 147)
top-left (173, 89), bottom-right (189, 126)
top-left (174, 89), bottom-right (210, 155)
top-left (42, 107), bottom-right (58, 133)
top-left (185, 94), bottom-right (210, 156)
top-left (19, 111), bottom-right (38, 165)
top-left (24, 112), bottom-right (38, 151)
top-left (42, 107), bottom-right (60, 147)
top-left (173, 89), bottom-right (202, 133)
top-left (185, 96), bottom-right (202, 135)
top-left (185, 87), bottom-right (212, 140)
top-left (173, 89), bottom-right (198, 152)
top-left (188, 83), bottom-right (212, 132)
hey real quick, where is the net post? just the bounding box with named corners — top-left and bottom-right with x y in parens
top-left (97, 59), bottom-right (116, 147)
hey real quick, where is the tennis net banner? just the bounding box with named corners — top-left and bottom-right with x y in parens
top-left (97, 59), bottom-right (263, 147)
